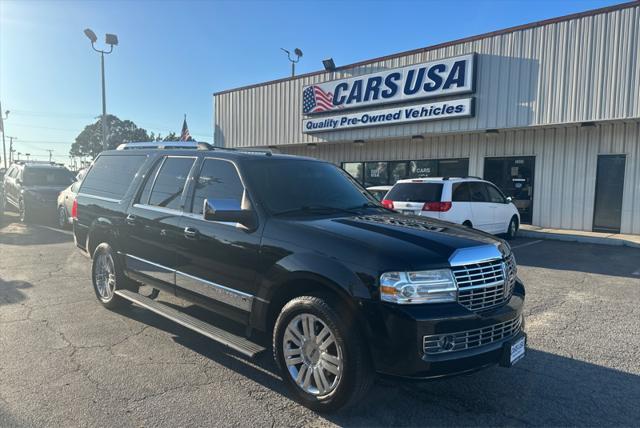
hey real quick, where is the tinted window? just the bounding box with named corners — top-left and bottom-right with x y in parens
top-left (243, 160), bottom-right (374, 214)
top-left (452, 183), bottom-right (471, 202)
top-left (23, 168), bottom-right (74, 186)
top-left (469, 182), bottom-right (489, 202)
top-left (386, 183), bottom-right (443, 202)
top-left (364, 162), bottom-right (389, 186)
top-left (137, 158), bottom-right (163, 205)
top-left (191, 159), bottom-right (244, 214)
top-left (81, 155), bottom-right (146, 200)
top-left (8, 167), bottom-right (19, 178)
top-left (342, 162), bottom-right (363, 184)
top-left (389, 161), bottom-right (408, 184)
top-left (486, 183), bottom-right (505, 203)
top-left (148, 157), bottom-right (195, 210)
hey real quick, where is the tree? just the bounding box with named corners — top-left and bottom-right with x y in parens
top-left (70, 115), bottom-right (150, 158)
top-left (162, 132), bottom-right (180, 142)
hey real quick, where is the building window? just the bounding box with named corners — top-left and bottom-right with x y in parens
top-left (342, 158), bottom-right (469, 186)
top-left (364, 162), bottom-right (389, 187)
top-left (342, 162), bottom-right (364, 184)
top-left (409, 160), bottom-right (437, 178)
top-left (389, 161), bottom-right (409, 183)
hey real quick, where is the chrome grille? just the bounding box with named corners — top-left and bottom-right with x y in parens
top-left (423, 316), bottom-right (522, 355)
top-left (452, 254), bottom-right (517, 311)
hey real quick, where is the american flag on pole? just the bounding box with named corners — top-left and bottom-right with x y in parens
top-left (180, 115), bottom-right (191, 141)
top-left (303, 85), bottom-right (338, 114)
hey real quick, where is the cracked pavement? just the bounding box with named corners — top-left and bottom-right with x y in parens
top-left (1, 212), bottom-right (639, 427)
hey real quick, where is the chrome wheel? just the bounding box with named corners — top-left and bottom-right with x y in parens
top-left (94, 252), bottom-right (116, 300)
top-left (283, 314), bottom-right (343, 396)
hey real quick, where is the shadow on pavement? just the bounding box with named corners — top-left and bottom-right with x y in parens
top-left (0, 277), bottom-right (33, 306)
top-left (513, 239), bottom-right (640, 279)
top-left (113, 301), bottom-right (640, 426)
top-left (0, 218), bottom-right (72, 246)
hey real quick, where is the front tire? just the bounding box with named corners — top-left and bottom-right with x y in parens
top-left (506, 216), bottom-right (519, 240)
top-left (91, 243), bottom-right (129, 309)
top-left (19, 199), bottom-right (30, 223)
top-left (273, 295), bottom-right (373, 412)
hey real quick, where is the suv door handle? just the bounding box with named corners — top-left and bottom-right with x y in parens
top-left (125, 214), bottom-right (137, 225)
top-left (184, 227), bottom-right (199, 239)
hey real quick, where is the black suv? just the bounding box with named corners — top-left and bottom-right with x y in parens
top-left (1, 161), bottom-right (75, 222)
top-left (73, 144), bottom-right (526, 411)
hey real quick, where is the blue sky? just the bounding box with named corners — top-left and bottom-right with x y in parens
top-left (0, 0), bottom-right (622, 163)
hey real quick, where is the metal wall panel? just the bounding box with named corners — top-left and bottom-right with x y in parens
top-left (215, 5), bottom-right (640, 148)
top-left (279, 121), bottom-right (640, 235)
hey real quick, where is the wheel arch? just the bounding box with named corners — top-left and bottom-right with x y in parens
top-left (86, 217), bottom-right (119, 258)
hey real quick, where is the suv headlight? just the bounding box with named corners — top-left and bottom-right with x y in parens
top-left (380, 269), bottom-right (458, 304)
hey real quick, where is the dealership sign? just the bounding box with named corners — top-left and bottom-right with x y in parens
top-left (302, 53), bottom-right (475, 115)
top-left (303, 98), bottom-right (474, 133)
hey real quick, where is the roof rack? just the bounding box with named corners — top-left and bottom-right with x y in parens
top-left (13, 160), bottom-right (64, 166)
top-left (116, 141), bottom-right (272, 156)
top-left (196, 142), bottom-right (272, 156)
top-left (116, 141), bottom-right (200, 150)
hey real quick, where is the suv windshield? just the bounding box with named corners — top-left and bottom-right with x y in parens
top-left (23, 168), bottom-right (74, 186)
top-left (243, 159), bottom-right (377, 214)
top-left (386, 182), bottom-right (443, 202)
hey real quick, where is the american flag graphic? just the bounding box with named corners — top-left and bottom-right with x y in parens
top-left (303, 85), bottom-right (336, 114)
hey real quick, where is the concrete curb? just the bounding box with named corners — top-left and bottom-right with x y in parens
top-left (519, 229), bottom-right (640, 249)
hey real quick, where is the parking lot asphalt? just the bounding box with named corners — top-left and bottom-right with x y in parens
top-left (1, 212), bottom-right (639, 427)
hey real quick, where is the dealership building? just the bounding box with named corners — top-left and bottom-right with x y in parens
top-left (214, 2), bottom-right (640, 235)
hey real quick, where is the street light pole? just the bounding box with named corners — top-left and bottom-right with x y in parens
top-left (0, 102), bottom-right (9, 169)
top-left (100, 51), bottom-right (108, 152)
top-left (8, 137), bottom-right (16, 164)
top-left (280, 48), bottom-right (303, 77)
top-left (84, 29), bottom-right (118, 152)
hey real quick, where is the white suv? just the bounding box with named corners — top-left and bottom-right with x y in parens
top-left (382, 177), bottom-right (520, 238)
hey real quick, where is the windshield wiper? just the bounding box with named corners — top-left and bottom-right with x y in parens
top-left (345, 202), bottom-right (394, 212)
top-left (273, 205), bottom-right (358, 216)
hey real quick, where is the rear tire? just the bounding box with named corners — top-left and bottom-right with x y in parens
top-left (506, 216), bottom-right (519, 240)
top-left (91, 243), bottom-right (130, 310)
top-left (57, 206), bottom-right (68, 229)
top-left (462, 220), bottom-right (473, 228)
top-left (273, 295), bottom-right (373, 412)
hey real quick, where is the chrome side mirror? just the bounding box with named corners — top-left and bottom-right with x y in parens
top-left (203, 199), bottom-right (257, 229)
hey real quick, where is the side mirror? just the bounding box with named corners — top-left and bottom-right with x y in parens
top-left (506, 196), bottom-right (513, 203)
top-left (203, 199), bottom-right (256, 229)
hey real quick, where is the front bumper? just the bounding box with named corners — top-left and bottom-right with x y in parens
top-left (361, 280), bottom-right (525, 379)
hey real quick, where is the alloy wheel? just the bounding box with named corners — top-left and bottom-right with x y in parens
top-left (94, 252), bottom-right (116, 300)
top-left (282, 314), bottom-right (343, 396)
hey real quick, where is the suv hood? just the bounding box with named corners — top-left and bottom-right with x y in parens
top-left (274, 212), bottom-right (508, 271)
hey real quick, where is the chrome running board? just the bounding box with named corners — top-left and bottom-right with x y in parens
top-left (114, 289), bottom-right (265, 358)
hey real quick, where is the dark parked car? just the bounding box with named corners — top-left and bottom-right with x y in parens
top-left (73, 143), bottom-right (526, 412)
top-left (1, 161), bottom-right (75, 223)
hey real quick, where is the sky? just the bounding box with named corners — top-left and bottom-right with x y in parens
top-left (0, 0), bottom-right (624, 164)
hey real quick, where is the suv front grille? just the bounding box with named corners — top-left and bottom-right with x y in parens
top-left (452, 254), bottom-right (516, 312)
top-left (423, 315), bottom-right (522, 355)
